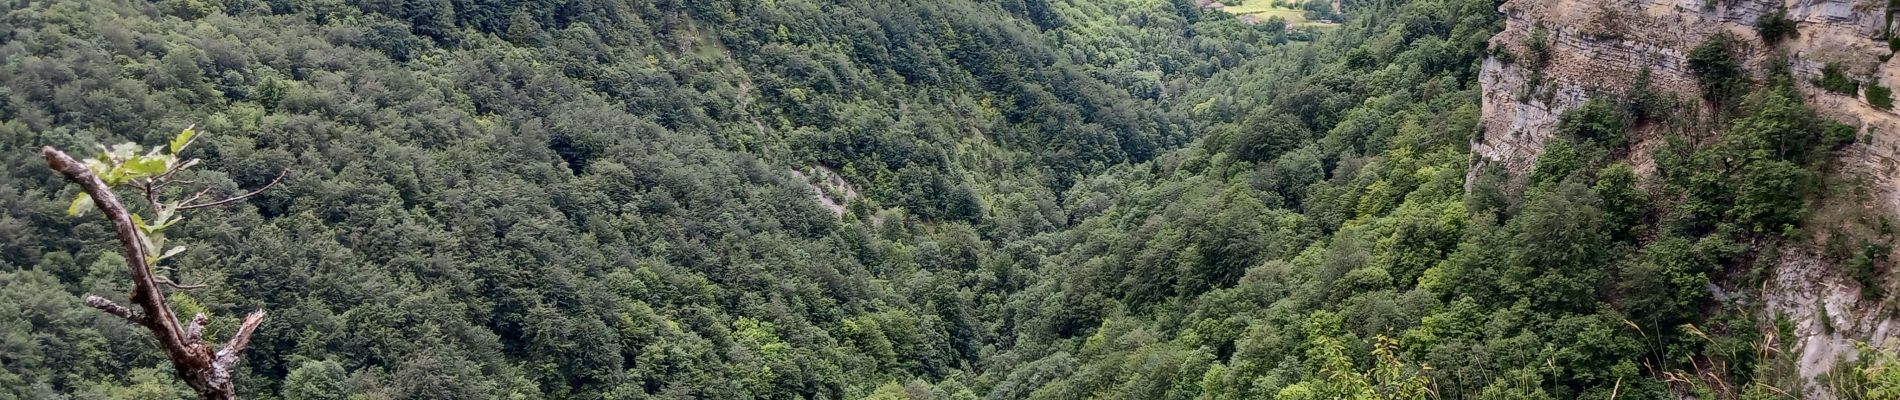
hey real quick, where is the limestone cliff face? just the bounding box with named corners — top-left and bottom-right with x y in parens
top-left (1473, 0), bottom-right (1900, 392)
top-left (1475, 0), bottom-right (1897, 194)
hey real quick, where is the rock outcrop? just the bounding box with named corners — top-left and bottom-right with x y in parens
top-left (1475, 0), bottom-right (1898, 209)
top-left (1473, 0), bottom-right (1899, 394)
top-left (791, 166), bottom-right (861, 217)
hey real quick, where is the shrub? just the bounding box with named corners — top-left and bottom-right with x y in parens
top-left (1755, 7), bottom-right (1796, 44)
top-left (1626, 69), bottom-right (1680, 123)
top-left (1817, 63), bottom-right (1860, 94)
top-left (1868, 84), bottom-right (1894, 110)
top-left (1301, 0), bottom-right (1337, 22)
top-left (1848, 240), bottom-right (1891, 299)
top-left (1729, 159), bottom-right (1813, 234)
top-left (1528, 139), bottom-right (1584, 188)
top-left (1558, 98), bottom-right (1630, 149)
top-left (1594, 163), bottom-right (1646, 241)
top-left (1688, 34), bottom-right (1745, 104)
top-left (1826, 121), bottom-right (1860, 148)
top-left (1524, 27), bottom-right (1552, 72)
top-left (1490, 44), bottom-right (1517, 65)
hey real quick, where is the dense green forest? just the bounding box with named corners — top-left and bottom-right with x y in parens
top-left (1, 0), bottom-right (1896, 398)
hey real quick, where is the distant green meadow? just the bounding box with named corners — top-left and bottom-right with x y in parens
top-left (1222, 0), bottom-right (1338, 27)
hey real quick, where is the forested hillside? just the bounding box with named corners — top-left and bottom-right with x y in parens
top-left (1, 0), bottom-right (1893, 398)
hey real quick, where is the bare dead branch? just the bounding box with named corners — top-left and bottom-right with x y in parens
top-left (186, 314), bottom-right (207, 346)
top-left (84, 295), bottom-right (145, 323)
top-left (151, 158), bottom-right (200, 186)
top-left (179, 187), bottom-right (214, 209)
top-left (155, 276), bottom-right (210, 290)
top-left (177, 169), bottom-right (288, 211)
top-left (134, 179), bottom-right (161, 213)
top-left (217, 310), bottom-right (266, 367)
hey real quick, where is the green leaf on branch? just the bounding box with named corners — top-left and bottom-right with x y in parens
top-left (83, 159), bottom-right (110, 176)
top-left (160, 246), bottom-right (186, 260)
top-left (139, 234), bottom-right (160, 265)
top-left (68, 194), bottom-right (92, 217)
top-left (171, 127), bottom-right (197, 154)
top-left (146, 218), bottom-right (179, 234)
top-left (107, 143), bottom-right (141, 161)
top-left (124, 155), bottom-right (169, 177)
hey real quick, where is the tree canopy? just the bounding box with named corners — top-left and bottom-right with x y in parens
top-left (0, 0), bottom-right (1883, 398)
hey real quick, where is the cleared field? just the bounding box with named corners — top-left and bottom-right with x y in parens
top-left (1220, 0), bottom-right (1338, 27)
